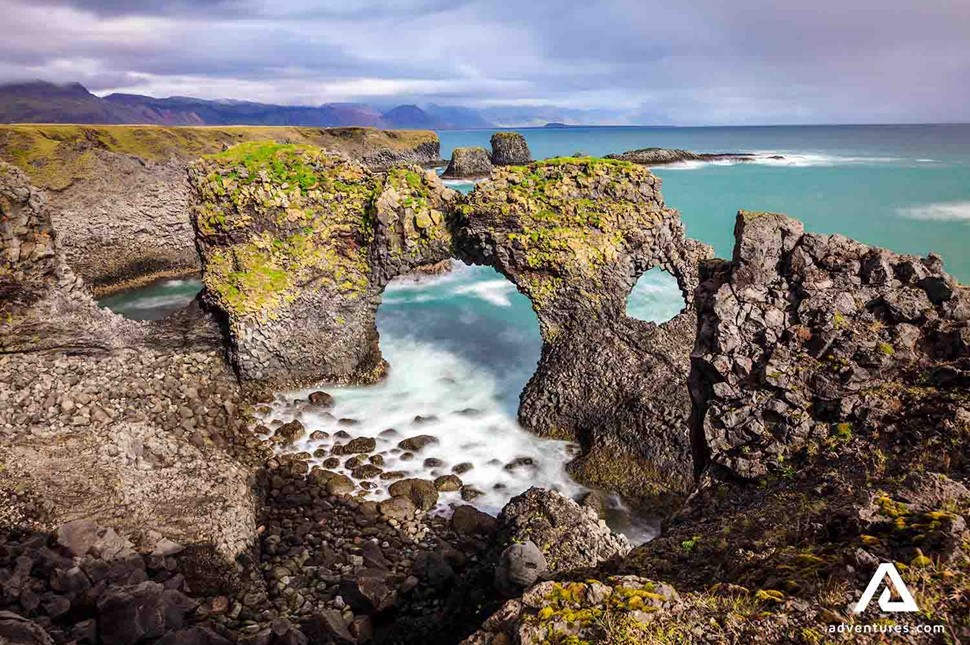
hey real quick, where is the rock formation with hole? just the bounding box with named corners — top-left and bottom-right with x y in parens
top-left (0, 125), bottom-right (442, 292)
top-left (451, 158), bottom-right (712, 508)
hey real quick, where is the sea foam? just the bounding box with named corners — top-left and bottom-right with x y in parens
top-left (898, 202), bottom-right (970, 222)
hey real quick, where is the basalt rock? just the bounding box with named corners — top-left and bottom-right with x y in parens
top-left (691, 210), bottom-right (969, 479)
top-left (606, 147), bottom-right (760, 166)
top-left (0, 125), bottom-right (443, 291)
top-left (451, 158), bottom-right (712, 507)
top-left (189, 143), bottom-right (454, 389)
top-left (441, 147), bottom-right (493, 179)
top-left (489, 132), bottom-right (531, 166)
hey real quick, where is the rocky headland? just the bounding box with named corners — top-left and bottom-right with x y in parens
top-left (1, 128), bottom-right (967, 644)
top-left (605, 147), bottom-right (777, 167)
top-left (0, 125), bottom-right (441, 293)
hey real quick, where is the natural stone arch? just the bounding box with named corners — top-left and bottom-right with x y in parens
top-left (450, 158), bottom-right (713, 511)
top-left (189, 142), bottom-right (455, 390)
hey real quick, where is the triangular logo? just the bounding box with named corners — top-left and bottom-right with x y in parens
top-left (853, 563), bottom-right (919, 613)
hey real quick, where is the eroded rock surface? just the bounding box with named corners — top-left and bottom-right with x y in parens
top-left (441, 147), bottom-right (493, 179)
top-left (190, 143), bottom-right (454, 389)
top-left (489, 132), bottom-right (531, 166)
top-left (0, 125), bottom-right (442, 291)
top-left (692, 210), bottom-right (970, 479)
top-left (452, 158), bottom-right (712, 506)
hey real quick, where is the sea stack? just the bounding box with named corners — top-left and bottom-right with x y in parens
top-left (489, 131), bottom-right (532, 165)
top-left (441, 146), bottom-right (493, 179)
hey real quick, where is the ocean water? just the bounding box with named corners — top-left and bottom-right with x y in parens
top-left (97, 277), bottom-right (202, 320)
top-left (103, 125), bottom-right (969, 540)
top-left (441, 124), bottom-right (970, 281)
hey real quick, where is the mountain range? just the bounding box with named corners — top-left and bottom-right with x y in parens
top-left (0, 81), bottom-right (624, 129)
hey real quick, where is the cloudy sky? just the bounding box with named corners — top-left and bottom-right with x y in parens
top-left (1, 0), bottom-right (968, 124)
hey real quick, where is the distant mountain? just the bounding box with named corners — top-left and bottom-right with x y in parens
top-left (0, 80), bottom-right (622, 129)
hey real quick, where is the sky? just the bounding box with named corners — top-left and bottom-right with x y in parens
top-left (1, 0), bottom-right (968, 125)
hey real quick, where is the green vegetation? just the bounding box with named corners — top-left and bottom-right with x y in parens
top-left (0, 124), bottom-right (437, 190)
top-left (459, 157), bottom-right (665, 310)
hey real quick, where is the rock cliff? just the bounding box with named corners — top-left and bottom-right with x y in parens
top-left (442, 147), bottom-right (493, 179)
top-left (189, 142), bottom-right (454, 390)
top-left (489, 132), bottom-right (532, 165)
top-left (451, 158), bottom-right (712, 506)
top-left (0, 125), bottom-right (441, 291)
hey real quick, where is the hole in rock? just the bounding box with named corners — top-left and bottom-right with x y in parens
top-left (256, 263), bottom-right (587, 517)
top-left (626, 267), bottom-right (685, 323)
top-left (97, 276), bottom-right (203, 321)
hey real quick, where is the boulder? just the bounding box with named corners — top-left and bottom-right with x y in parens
top-left (397, 435), bottom-right (438, 452)
top-left (489, 132), bottom-right (532, 166)
top-left (441, 147), bottom-right (493, 179)
top-left (451, 505), bottom-right (497, 535)
top-left (338, 569), bottom-right (397, 613)
top-left (498, 488), bottom-right (630, 573)
top-left (494, 541), bottom-right (546, 597)
top-left (387, 478), bottom-right (439, 511)
top-left (0, 611), bottom-right (54, 645)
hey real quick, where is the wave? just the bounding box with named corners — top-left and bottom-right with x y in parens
top-left (662, 151), bottom-right (903, 170)
top-left (452, 280), bottom-right (517, 307)
top-left (898, 201), bottom-right (970, 222)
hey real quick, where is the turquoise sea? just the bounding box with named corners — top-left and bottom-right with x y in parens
top-left (105, 125), bottom-right (970, 538)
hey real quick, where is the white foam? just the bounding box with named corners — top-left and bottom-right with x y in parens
top-left (257, 337), bottom-right (586, 517)
top-left (898, 201), bottom-right (970, 222)
top-left (452, 280), bottom-right (517, 307)
top-left (661, 151), bottom-right (902, 170)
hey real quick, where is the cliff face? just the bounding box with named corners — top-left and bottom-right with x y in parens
top-left (0, 125), bottom-right (441, 290)
top-left (451, 158), bottom-right (712, 506)
top-left (692, 210), bottom-right (970, 479)
top-left (189, 142), bottom-right (454, 389)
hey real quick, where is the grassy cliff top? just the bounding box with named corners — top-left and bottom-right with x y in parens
top-left (0, 124), bottom-right (438, 191)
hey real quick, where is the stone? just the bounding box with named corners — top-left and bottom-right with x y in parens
top-left (451, 505), bottom-right (497, 535)
top-left (338, 568), bottom-right (397, 613)
top-left (0, 611), bottom-right (55, 645)
top-left (326, 474), bottom-right (356, 496)
top-left (434, 474), bottom-right (462, 492)
top-left (494, 541), bottom-right (546, 597)
top-left (387, 478), bottom-right (439, 511)
top-left (378, 495), bottom-right (416, 520)
top-left (397, 435), bottom-right (439, 452)
top-left (489, 132), bottom-right (532, 165)
top-left (307, 391), bottom-right (334, 408)
top-left (441, 147), bottom-right (493, 179)
top-left (56, 519), bottom-right (99, 557)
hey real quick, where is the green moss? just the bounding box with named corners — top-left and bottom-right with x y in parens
top-left (877, 341), bottom-right (896, 356)
top-left (193, 144), bottom-right (379, 319)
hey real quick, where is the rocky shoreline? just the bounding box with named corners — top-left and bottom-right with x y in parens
top-left (1, 127), bottom-right (968, 644)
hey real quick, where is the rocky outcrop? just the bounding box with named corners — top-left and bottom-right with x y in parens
top-left (489, 132), bottom-right (531, 166)
top-left (691, 210), bottom-right (970, 479)
top-left (441, 147), bottom-right (493, 179)
top-left (452, 158), bottom-right (712, 507)
top-left (606, 147), bottom-right (764, 166)
top-left (189, 143), bottom-right (454, 390)
top-left (0, 125), bottom-right (442, 291)
top-left (497, 489), bottom-right (630, 575)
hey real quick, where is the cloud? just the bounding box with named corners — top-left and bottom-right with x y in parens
top-left (1, 0), bottom-right (968, 124)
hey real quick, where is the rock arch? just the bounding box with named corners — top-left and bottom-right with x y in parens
top-left (190, 148), bottom-right (711, 508)
top-left (450, 158), bottom-right (712, 509)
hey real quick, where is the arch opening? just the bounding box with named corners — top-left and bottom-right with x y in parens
top-left (625, 266), bottom-right (687, 324)
top-left (253, 262), bottom-right (587, 517)
top-left (97, 275), bottom-right (203, 321)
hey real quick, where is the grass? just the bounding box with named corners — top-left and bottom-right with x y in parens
top-left (0, 124), bottom-right (437, 190)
